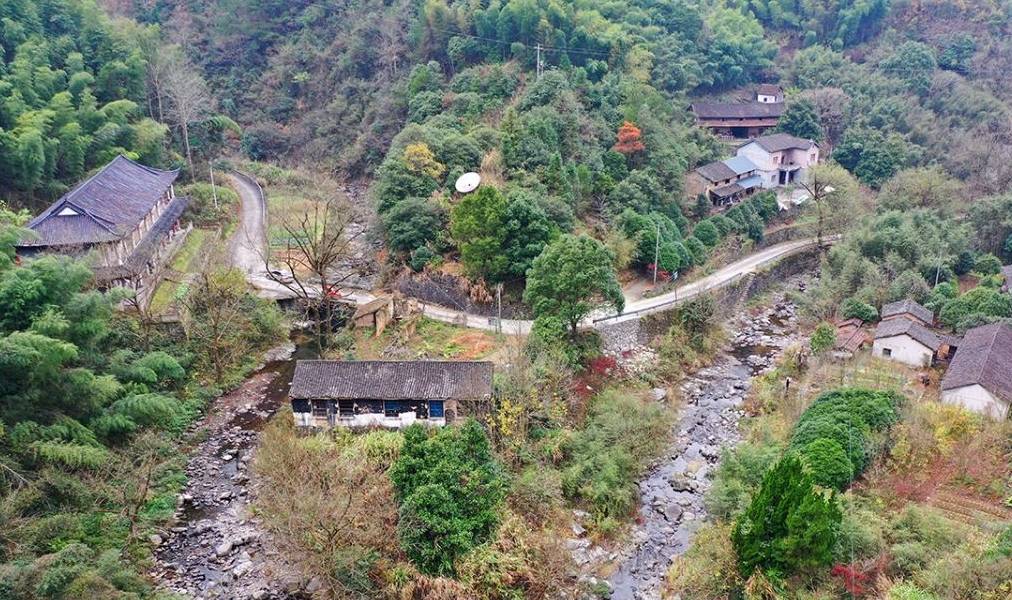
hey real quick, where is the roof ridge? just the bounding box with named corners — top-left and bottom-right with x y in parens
top-left (297, 358), bottom-right (492, 365)
top-left (969, 323), bottom-right (1002, 386)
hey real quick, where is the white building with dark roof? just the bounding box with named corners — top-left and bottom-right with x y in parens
top-left (289, 360), bottom-right (494, 429)
top-left (736, 133), bottom-right (820, 188)
top-left (941, 323), bottom-right (1012, 418)
top-left (15, 155), bottom-right (189, 300)
top-left (872, 317), bottom-right (943, 368)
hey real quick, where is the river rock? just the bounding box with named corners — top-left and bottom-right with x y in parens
top-left (215, 541), bottom-right (233, 557)
top-left (149, 534), bottom-right (163, 546)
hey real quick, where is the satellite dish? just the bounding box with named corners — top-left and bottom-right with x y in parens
top-left (455, 172), bottom-right (481, 194)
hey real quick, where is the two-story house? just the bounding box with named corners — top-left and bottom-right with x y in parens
top-left (16, 155), bottom-right (189, 301)
top-left (690, 85), bottom-right (785, 139)
top-left (685, 156), bottom-right (763, 208)
top-left (736, 133), bottom-right (820, 188)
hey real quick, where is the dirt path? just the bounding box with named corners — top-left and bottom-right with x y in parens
top-left (151, 347), bottom-right (307, 599)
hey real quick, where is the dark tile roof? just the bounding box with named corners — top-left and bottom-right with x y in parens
top-left (874, 318), bottom-right (942, 351)
top-left (712, 182), bottom-right (744, 198)
top-left (92, 195), bottom-right (188, 281)
top-left (756, 83), bottom-right (782, 95)
top-left (941, 323), bottom-right (1012, 403)
top-left (290, 360), bottom-right (494, 401)
top-left (750, 133), bottom-right (817, 153)
top-left (690, 101), bottom-right (784, 120)
top-left (881, 299), bottom-right (933, 324)
top-left (695, 160), bottom-right (737, 182)
top-left (19, 156), bottom-right (179, 248)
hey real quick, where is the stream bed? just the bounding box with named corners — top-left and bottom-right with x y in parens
top-left (603, 298), bottom-right (799, 600)
top-left (151, 341), bottom-right (315, 599)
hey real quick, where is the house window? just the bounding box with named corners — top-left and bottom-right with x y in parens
top-left (882, 348), bottom-right (892, 357)
top-left (360, 400), bottom-right (383, 414)
top-left (385, 401), bottom-right (405, 417)
top-left (338, 400), bottom-right (354, 417)
top-left (430, 401), bottom-right (444, 418)
top-left (311, 400), bottom-right (328, 418)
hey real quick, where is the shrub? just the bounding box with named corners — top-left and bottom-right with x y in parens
top-left (731, 454), bottom-right (842, 576)
top-left (706, 441), bottom-right (783, 519)
top-left (684, 236), bottom-right (708, 264)
top-left (131, 351), bottom-right (185, 389)
top-left (973, 253), bottom-right (1002, 276)
top-left (799, 438), bottom-right (854, 490)
top-left (390, 420), bottom-right (508, 576)
top-left (807, 388), bottom-right (902, 431)
top-left (109, 394), bottom-right (180, 430)
top-left (842, 298), bottom-right (878, 322)
top-left (409, 246), bottom-right (437, 272)
top-left (561, 389), bottom-right (670, 524)
top-left (791, 412), bottom-right (869, 474)
top-left (809, 322), bottom-right (837, 353)
top-left (693, 219), bottom-right (721, 247)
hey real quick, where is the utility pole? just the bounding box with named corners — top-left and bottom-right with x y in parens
top-left (652, 218), bottom-right (661, 287)
top-left (536, 43), bottom-right (543, 80)
top-left (209, 164), bottom-right (219, 210)
top-left (496, 283), bottom-right (503, 334)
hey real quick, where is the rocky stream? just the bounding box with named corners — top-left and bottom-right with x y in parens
top-left (150, 342), bottom-right (309, 599)
top-left (600, 297), bottom-right (800, 600)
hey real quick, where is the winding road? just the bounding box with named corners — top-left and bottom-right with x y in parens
top-left (227, 171), bottom-right (832, 335)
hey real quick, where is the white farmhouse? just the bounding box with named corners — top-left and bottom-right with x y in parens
top-left (872, 318), bottom-right (943, 368)
top-left (736, 133), bottom-right (820, 188)
top-left (940, 323), bottom-right (1012, 419)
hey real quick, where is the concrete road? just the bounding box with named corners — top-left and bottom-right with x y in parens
top-left (227, 172), bottom-right (267, 275)
top-left (227, 169), bottom-right (829, 334)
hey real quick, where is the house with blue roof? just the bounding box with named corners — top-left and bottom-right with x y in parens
top-left (685, 155), bottom-right (763, 208)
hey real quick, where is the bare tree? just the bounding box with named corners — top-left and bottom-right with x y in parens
top-left (799, 175), bottom-right (834, 250)
top-left (261, 197), bottom-right (362, 352)
top-left (162, 46), bottom-right (211, 176)
top-left (377, 15), bottom-right (407, 79)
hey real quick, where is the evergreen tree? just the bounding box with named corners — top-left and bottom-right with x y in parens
top-left (732, 454), bottom-right (842, 576)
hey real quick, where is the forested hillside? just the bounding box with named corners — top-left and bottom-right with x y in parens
top-left (0, 1), bottom-right (166, 207)
top-left (1, 1), bottom-right (1011, 599)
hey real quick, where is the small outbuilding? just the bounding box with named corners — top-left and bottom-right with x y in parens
top-left (352, 296), bottom-right (395, 337)
top-left (872, 318), bottom-right (942, 368)
top-left (940, 323), bottom-right (1012, 419)
top-left (289, 360), bottom-right (494, 429)
top-left (881, 299), bottom-right (934, 326)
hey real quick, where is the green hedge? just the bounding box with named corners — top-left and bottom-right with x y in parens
top-left (790, 388), bottom-right (904, 490)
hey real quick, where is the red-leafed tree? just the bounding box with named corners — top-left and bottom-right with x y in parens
top-left (613, 121), bottom-right (646, 156)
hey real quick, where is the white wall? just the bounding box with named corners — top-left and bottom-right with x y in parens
top-left (872, 335), bottom-right (934, 367)
top-left (757, 94), bottom-right (778, 103)
top-left (941, 385), bottom-right (1009, 419)
top-left (291, 410), bottom-right (446, 429)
